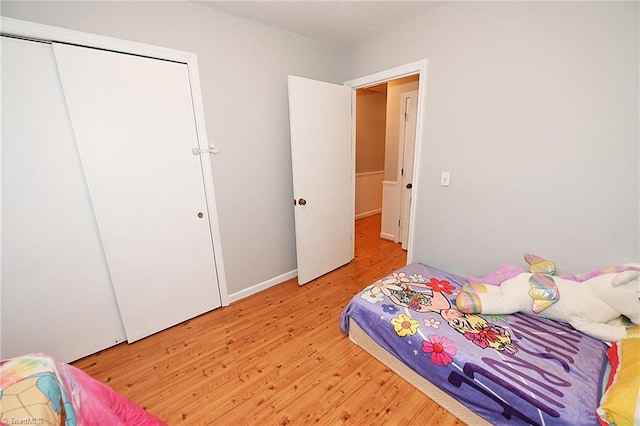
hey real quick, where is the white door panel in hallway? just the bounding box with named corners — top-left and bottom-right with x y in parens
top-left (399, 91), bottom-right (418, 250)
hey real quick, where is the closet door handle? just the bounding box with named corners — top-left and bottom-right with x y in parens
top-left (197, 212), bottom-right (204, 218)
top-left (406, 183), bottom-right (412, 189)
top-left (298, 198), bottom-right (307, 206)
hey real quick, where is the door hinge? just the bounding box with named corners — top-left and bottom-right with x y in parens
top-left (192, 145), bottom-right (220, 155)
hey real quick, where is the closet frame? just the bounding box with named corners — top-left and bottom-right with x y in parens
top-left (1, 17), bottom-right (229, 360)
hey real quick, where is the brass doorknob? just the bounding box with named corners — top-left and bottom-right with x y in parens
top-left (298, 198), bottom-right (307, 206)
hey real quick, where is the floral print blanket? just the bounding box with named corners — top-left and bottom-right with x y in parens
top-left (340, 263), bottom-right (608, 426)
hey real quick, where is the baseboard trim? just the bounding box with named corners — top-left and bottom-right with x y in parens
top-left (380, 232), bottom-right (395, 241)
top-left (227, 269), bottom-right (298, 304)
top-left (355, 208), bottom-right (382, 220)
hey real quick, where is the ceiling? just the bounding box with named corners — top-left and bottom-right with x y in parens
top-left (194, 1), bottom-right (445, 47)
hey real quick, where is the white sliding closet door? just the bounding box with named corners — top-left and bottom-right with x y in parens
top-left (1, 36), bottom-right (127, 361)
top-left (52, 43), bottom-right (222, 342)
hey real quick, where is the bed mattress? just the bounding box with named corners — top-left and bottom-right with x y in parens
top-left (340, 263), bottom-right (608, 426)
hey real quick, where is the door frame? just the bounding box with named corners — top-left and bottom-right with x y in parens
top-left (344, 60), bottom-right (428, 263)
top-left (1, 17), bottom-right (229, 305)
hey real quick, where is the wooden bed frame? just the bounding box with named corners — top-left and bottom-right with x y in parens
top-left (348, 318), bottom-right (492, 426)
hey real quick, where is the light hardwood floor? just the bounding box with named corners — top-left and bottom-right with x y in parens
top-left (73, 214), bottom-right (464, 425)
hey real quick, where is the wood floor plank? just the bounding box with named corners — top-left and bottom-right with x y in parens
top-left (72, 214), bottom-right (465, 425)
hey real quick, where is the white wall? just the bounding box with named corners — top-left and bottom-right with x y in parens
top-left (355, 89), bottom-right (386, 219)
top-left (355, 171), bottom-right (383, 219)
top-left (1, 1), bottom-right (343, 296)
top-left (3, 1), bottom-right (638, 291)
top-left (343, 2), bottom-right (639, 276)
top-left (355, 89), bottom-right (386, 174)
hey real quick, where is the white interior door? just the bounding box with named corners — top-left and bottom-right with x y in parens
top-left (399, 91), bottom-right (418, 250)
top-left (1, 36), bottom-right (127, 361)
top-left (288, 76), bottom-right (353, 285)
top-left (52, 43), bottom-right (222, 342)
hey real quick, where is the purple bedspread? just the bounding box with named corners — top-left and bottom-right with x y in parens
top-left (340, 263), bottom-right (608, 426)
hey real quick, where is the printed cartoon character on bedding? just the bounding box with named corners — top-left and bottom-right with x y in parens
top-left (344, 261), bottom-right (613, 426)
top-left (362, 271), bottom-right (518, 361)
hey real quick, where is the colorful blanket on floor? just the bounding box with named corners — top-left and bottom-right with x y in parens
top-left (341, 263), bottom-right (609, 426)
top-left (0, 353), bottom-right (166, 426)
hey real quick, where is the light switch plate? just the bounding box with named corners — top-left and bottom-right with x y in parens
top-left (440, 171), bottom-right (451, 186)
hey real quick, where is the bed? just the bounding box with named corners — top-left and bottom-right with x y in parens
top-left (0, 353), bottom-right (166, 426)
top-left (340, 263), bottom-right (636, 426)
